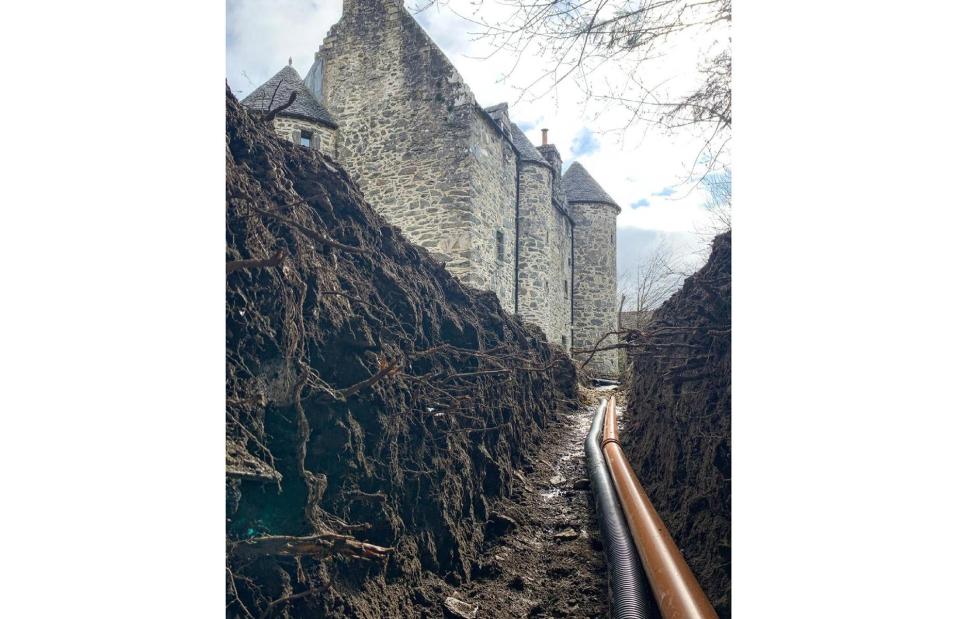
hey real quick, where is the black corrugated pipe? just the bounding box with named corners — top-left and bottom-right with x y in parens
top-left (585, 399), bottom-right (658, 619)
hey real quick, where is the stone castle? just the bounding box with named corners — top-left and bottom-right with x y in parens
top-left (241, 0), bottom-right (620, 376)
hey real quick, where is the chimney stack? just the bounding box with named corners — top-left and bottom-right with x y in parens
top-left (541, 128), bottom-right (549, 146)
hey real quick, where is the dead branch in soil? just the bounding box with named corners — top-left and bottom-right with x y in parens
top-left (227, 250), bottom-right (285, 275)
top-left (229, 532), bottom-right (393, 561)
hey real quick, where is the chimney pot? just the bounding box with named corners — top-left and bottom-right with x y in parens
top-left (541, 128), bottom-right (549, 146)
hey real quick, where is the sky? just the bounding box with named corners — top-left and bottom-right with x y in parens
top-left (226, 0), bottom-right (726, 302)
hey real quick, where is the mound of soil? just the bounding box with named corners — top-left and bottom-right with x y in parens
top-left (225, 87), bottom-right (576, 617)
top-left (621, 232), bottom-right (731, 617)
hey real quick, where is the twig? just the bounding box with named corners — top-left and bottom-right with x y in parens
top-left (257, 588), bottom-right (318, 619)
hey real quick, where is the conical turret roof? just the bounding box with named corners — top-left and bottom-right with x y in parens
top-left (241, 65), bottom-right (337, 128)
top-left (562, 162), bottom-right (619, 211)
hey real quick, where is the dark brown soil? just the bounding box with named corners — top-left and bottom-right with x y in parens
top-left (452, 386), bottom-right (614, 618)
top-left (225, 86), bottom-right (578, 618)
top-left (621, 232), bottom-right (731, 617)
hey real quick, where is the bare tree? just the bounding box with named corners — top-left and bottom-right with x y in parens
top-left (619, 239), bottom-right (690, 330)
top-left (412, 0), bottom-right (731, 175)
top-left (703, 167), bottom-right (731, 231)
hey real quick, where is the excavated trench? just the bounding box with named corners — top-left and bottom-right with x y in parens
top-left (225, 83), bottom-right (729, 618)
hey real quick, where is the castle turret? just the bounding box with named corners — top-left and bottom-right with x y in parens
top-left (563, 162), bottom-right (620, 376)
top-left (241, 64), bottom-right (337, 156)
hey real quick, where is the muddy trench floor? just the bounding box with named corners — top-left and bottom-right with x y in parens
top-left (435, 386), bottom-right (622, 618)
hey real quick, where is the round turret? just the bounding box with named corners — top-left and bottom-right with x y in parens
top-left (563, 162), bottom-right (620, 377)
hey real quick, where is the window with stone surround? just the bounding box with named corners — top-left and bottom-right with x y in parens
top-left (496, 230), bottom-right (505, 262)
top-left (300, 130), bottom-right (313, 148)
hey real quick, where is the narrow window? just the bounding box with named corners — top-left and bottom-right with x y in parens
top-left (300, 130), bottom-right (313, 147)
top-left (546, 229), bottom-right (549, 243)
top-left (564, 279), bottom-right (568, 299)
top-left (496, 230), bottom-right (505, 261)
top-left (561, 335), bottom-right (567, 347)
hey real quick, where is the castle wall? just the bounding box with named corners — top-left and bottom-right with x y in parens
top-left (271, 116), bottom-right (336, 157)
top-left (548, 206), bottom-right (573, 352)
top-left (516, 161), bottom-right (552, 334)
top-left (320, 0), bottom-right (476, 277)
top-left (571, 201), bottom-right (619, 376)
top-left (466, 112), bottom-right (517, 310)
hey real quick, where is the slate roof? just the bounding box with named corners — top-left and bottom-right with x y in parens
top-left (241, 65), bottom-right (337, 128)
top-left (562, 162), bottom-right (620, 210)
top-left (509, 123), bottom-right (547, 164)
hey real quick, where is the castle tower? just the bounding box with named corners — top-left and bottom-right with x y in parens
top-left (314, 0), bottom-right (518, 311)
top-left (504, 125), bottom-right (567, 350)
top-left (563, 162), bottom-right (620, 376)
top-left (529, 131), bottom-right (574, 351)
top-left (240, 64), bottom-right (337, 156)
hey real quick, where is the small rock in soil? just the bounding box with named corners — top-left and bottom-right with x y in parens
top-left (549, 474), bottom-right (567, 485)
top-left (553, 527), bottom-right (579, 541)
top-left (444, 596), bottom-right (479, 619)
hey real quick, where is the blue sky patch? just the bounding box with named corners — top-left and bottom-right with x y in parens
top-left (652, 187), bottom-right (675, 197)
top-left (631, 198), bottom-right (651, 208)
top-left (570, 127), bottom-right (600, 157)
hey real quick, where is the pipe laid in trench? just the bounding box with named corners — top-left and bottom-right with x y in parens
top-left (585, 398), bottom-right (657, 619)
top-left (602, 396), bottom-right (719, 619)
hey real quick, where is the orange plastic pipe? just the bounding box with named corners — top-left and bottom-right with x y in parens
top-left (602, 396), bottom-right (719, 619)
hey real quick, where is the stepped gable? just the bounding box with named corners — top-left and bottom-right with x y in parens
top-left (241, 65), bottom-right (337, 128)
top-left (562, 161), bottom-right (620, 211)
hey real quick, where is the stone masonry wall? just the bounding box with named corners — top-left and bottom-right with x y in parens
top-left (548, 206), bottom-right (573, 352)
top-left (571, 201), bottom-right (619, 376)
top-left (320, 0), bottom-right (476, 277)
top-left (516, 161), bottom-right (552, 335)
top-left (465, 111), bottom-right (517, 311)
top-left (272, 116), bottom-right (336, 157)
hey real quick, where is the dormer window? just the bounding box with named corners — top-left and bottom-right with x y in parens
top-left (300, 130), bottom-right (313, 147)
